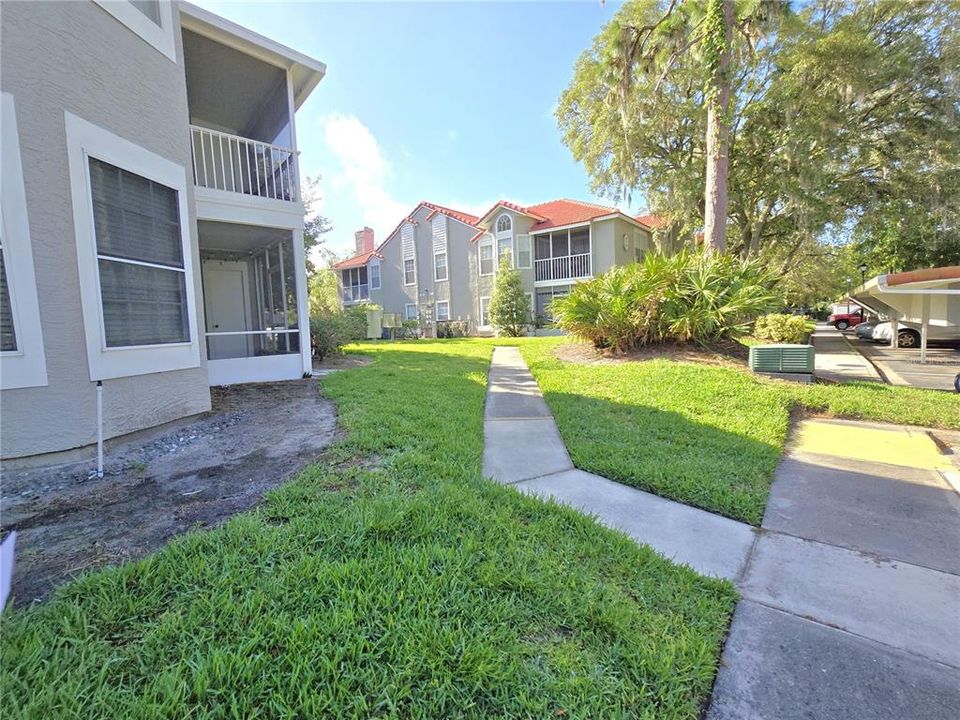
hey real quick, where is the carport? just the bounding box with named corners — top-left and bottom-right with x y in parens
top-left (851, 266), bottom-right (960, 363)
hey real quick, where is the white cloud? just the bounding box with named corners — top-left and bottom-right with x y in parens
top-left (322, 114), bottom-right (408, 243)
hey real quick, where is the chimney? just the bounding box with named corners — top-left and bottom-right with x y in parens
top-left (355, 227), bottom-right (375, 254)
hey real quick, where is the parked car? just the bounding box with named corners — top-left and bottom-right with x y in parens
top-left (871, 321), bottom-right (960, 348)
top-left (829, 308), bottom-right (867, 330)
top-left (855, 320), bottom-right (879, 341)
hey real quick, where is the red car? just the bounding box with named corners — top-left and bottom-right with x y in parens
top-left (829, 309), bottom-right (866, 330)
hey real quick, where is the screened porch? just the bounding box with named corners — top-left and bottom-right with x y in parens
top-left (534, 226), bottom-right (591, 282)
top-left (198, 221), bottom-right (307, 385)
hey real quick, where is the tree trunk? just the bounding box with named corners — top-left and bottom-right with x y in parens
top-left (703, 0), bottom-right (733, 254)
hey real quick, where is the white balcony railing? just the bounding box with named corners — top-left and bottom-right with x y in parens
top-left (342, 284), bottom-right (369, 303)
top-left (534, 253), bottom-right (591, 282)
top-left (190, 125), bottom-right (299, 202)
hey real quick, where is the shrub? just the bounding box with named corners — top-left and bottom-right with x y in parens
top-left (310, 305), bottom-right (369, 359)
top-left (753, 313), bottom-right (810, 343)
top-left (395, 319), bottom-right (421, 339)
top-left (489, 254), bottom-right (531, 337)
top-left (437, 320), bottom-right (468, 338)
top-left (552, 250), bottom-right (780, 352)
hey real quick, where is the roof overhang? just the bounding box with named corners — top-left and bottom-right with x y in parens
top-left (179, 2), bottom-right (326, 110)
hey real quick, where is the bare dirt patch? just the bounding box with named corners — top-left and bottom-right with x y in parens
top-left (554, 339), bottom-right (750, 368)
top-left (313, 354), bottom-right (373, 373)
top-left (1, 380), bottom-right (338, 605)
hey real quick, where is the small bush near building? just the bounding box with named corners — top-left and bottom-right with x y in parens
top-left (489, 255), bottom-right (531, 337)
top-left (437, 320), bottom-right (468, 338)
top-left (310, 305), bottom-right (368, 359)
top-left (552, 251), bottom-right (780, 352)
top-left (753, 313), bottom-right (810, 344)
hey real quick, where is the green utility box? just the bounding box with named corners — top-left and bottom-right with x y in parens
top-left (749, 344), bottom-right (815, 378)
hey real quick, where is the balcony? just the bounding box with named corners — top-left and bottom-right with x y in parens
top-left (342, 284), bottom-right (369, 304)
top-left (190, 125), bottom-right (299, 202)
top-left (535, 253), bottom-right (591, 282)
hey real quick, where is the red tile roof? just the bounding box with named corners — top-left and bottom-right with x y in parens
top-left (633, 213), bottom-right (667, 229)
top-left (469, 198), bottom-right (652, 241)
top-left (378, 201), bottom-right (480, 252)
top-left (422, 201), bottom-right (479, 227)
top-left (526, 199), bottom-right (618, 231)
top-left (331, 249), bottom-right (382, 270)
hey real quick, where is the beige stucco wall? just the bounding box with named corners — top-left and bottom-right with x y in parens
top-left (0, 1), bottom-right (211, 458)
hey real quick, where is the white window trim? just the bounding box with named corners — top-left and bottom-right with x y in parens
top-left (434, 251), bottom-right (448, 282)
top-left (93, 1), bottom-right (177, 62)
top-left (65, 111), bottom-right (200, 381)
top-left (478, 238), bottom-right (494, 277)
top-left (403, 257), bottom-right (416, 287)
top-left (495, 213), bottom-right (512, 234)
top-left (0, 93), bottom-right (48, 390)
top-left (516, 234), bottom-right (531, 269)
top-left (369, 258), bottom-right (381, 290)
top-left (436, 300), bottom-right (450, 322)
top-left (404, 303), bottom-right (417, 321)
top-left (479, 296), bottom-right (491, 329)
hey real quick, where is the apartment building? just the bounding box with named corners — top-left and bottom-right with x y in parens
top-left (0, 1), bottom-right (325, 458)
top-left (335, 199), bottom-right (655, 333)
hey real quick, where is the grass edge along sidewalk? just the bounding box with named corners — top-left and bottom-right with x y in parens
top-left (518, 337), bottom-right (959, 525)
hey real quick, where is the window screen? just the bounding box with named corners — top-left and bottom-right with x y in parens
top-left (436, 301), bottom-right (450, 321)
top-left (0, 243), bottom-right (16, 352)
top-left (434, 252), bottom-right (447, 281)
top-left (479, 244), bottom-right (494, 275)
top-left (370, 260), bottom-right (381, 289)
top-left (516, 235), bottom-right (531, 268)
top-left (89, 157), bottom-right (188, 346)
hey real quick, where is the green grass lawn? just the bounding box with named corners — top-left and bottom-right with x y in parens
top-left (519, 337), bottom-right (960, 525)
top-left (2, 340), bottom-right (737, 720)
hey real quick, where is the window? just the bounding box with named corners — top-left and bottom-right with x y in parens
top-left (405, 303), bottom-right (417, 320)
top-left (370, 258), bottom-right (381, 289)
top-left (0, 238), bottom-right (15, 352)
top-left (130, 0), bottom-right (161, 24)
top-left (65, 111), bottom-right (199, 380)
top-left (404, 257), bottom-right (416, 286)
top-left (497, 237), bottom-right (513, 268)
top-left (436, 301), bottom-right (450, 321)
top-left (479, 242), bottom-right (494, 276)
top-left (496, 214), bottom-right (512, 233)
top-left (634, 231), bottom-right (646, 262)
top-left (434, 252), bottom-right (448, 282)
top-left (516, 234), bottom-right (531, 269)
top-left (479, 297), bottom-right (491, 327)
top-left (89, 158), bottom-right (189, 347)
top-left (93, 0), bottom-right (176, 61)
top-left (0, 93), bottom-right (47, 390)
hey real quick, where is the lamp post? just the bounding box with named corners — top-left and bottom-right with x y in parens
top-left (858, 263), bottom-right (868, 287)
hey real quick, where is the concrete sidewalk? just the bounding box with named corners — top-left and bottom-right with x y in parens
top-left (482, 347), bottom-right (756, 580)
top-left (483, 346), bottom-right (960, 720)
top-left (811, 322), bottom-right (883, 383)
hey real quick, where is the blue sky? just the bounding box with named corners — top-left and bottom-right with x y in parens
top-left (193, 1), bottom-right (644, 258)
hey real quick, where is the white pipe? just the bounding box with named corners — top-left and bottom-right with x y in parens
top-left (96, 380), bottom-right (104, 479)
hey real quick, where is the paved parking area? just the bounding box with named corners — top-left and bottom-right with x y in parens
top-left (854, 340), bottom-right (959, 390)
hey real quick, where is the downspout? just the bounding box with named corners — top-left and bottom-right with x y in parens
top-left (96, 380), bottom-right (104, 479)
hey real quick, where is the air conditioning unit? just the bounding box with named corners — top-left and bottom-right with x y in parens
top-left (749, 344), bottom-right (815, 376)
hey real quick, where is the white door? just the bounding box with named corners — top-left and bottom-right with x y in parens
top-left (202, 261), bottom-right (250, 360)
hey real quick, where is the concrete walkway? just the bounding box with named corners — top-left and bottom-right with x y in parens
top-left (811, 322), bottom-right (884, 383)
top-left (483, 346), bottom-right (960, 720)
